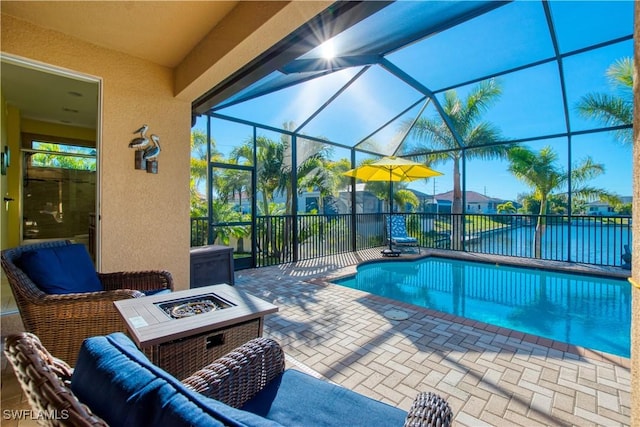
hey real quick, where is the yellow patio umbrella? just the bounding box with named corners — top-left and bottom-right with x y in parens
top-left (343, 156), bottom-right (442, 253)
top-left (343, 156), bottom-right (442, 183)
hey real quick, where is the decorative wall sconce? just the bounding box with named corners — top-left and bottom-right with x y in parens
top-left (1, 145), bottom-right (10, 175)
top-left (129, 124), bottom-right (161, 174)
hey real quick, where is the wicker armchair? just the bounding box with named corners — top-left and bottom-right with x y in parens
top-left (183, 339), bottom-right (453, 427)
top-left (1, 240), bottom-right (173, 364)
top-left (5, 333), bottom-right (453, 427)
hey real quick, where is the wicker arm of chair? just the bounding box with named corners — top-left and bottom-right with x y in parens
top-left (99, 270), bottom-right (174, 292)
top-left (25, 291), bottom-right (140, 363)
top-left (4, 333), bottom-right (108, 427)
top-left (181, 337), bottom-right (286, 409)
top-left (403, 392), bottom-right (453, 427)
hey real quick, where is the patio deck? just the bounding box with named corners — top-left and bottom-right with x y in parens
top-left (0, 248), bottom-right (631, 426)
top-left (236, 248), bottom-right (631, 427)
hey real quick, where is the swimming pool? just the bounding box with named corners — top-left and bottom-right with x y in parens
top-left (333, 257), bottom-right (631, 357)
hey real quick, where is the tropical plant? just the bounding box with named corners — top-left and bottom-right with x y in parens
top-left (279, 130), bottom-right (337, 214)
top-left (409, 78), bottom-right (510, 248)
top-left (363, 179), bottom-right (417, 212)
top-left (30, 142), bottom-right (96, 171)
top-left (614, 203), bottom-right (632, 216)
top-left (231, 135), bottom-right (284, 216)
top-left (190, 129), bottom-right (218, 216)
top-left (507, 145), bottom-right (618, 258)
top-left (518, 193), bottom-right (568, 215)
top-left (576, 57), bottom-right (633, 145)
top-left (231, 128), bottom-right (338, 258)
top-left (190, 130), bottom-right (254, 249)
top-left (496, 201), bottom-right (517, 214)
top-left (394, 189), bottom-right (419, 212)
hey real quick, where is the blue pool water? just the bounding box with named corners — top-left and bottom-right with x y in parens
top-left (333, 257), bottom-right (631, 357)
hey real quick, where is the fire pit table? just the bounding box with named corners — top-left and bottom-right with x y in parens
top-left (114, 284), bottom-right (278, 379)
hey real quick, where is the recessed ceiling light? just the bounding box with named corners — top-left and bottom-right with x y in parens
top-left (62, 107), bottom-right (79, 113)
top-left (67, 91), bottom-right (83, 97)
top-left (60, 120), bottom-right (72, 124)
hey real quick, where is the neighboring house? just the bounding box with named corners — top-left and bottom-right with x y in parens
top-left (434, 190), bottom-right (513, 214)
top-left (301, 186), bottom-right (445, 215)
top-left (586, 201), bottom-right (615, 216)
top-left (586, 196), bottom-right (633, 216)
top-left (299, 184), bottom-right (382, 215)
top-left (409, 189), bottom-right (439, 213)
top-left (296, 188), bottom-right (525, 216)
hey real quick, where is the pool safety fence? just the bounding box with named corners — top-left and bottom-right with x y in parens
top-left (190, 213), bottom-right (632, 269)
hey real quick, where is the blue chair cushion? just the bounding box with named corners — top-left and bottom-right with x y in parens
top-left (241, 369), bottom-right (408, 427)
top-left (392, 237), bottom-right (418, 244)
top-left (19, 243), bottom-right (103, 294)
top-left (71, 333), bottom-right (282, 427)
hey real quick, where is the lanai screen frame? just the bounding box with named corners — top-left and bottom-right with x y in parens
top-left (193, 0), bottom-right (634, 264)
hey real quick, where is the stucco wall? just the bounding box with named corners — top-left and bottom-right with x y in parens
top-left (1, 14), bottom-right (191, 289)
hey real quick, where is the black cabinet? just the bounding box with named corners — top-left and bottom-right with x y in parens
top-left (190, 245), bottom-right (235, 288)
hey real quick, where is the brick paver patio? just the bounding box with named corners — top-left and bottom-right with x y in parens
top-left (1, 248), bottom-right (630, 426)
top-left (236, 249), bottom-right (631, 427)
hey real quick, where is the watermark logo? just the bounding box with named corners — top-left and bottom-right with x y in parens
top-left (2, 409), bottom-right (70, 420)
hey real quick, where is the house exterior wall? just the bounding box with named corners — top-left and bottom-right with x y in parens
top-left (1, 14), bottom-right (191, 288)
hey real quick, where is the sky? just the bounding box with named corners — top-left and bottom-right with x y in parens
top-left (194, 1), bottom-right (634, 202)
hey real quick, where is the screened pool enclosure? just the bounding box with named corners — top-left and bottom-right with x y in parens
top-left (189, 1), bottom-right (634, 269)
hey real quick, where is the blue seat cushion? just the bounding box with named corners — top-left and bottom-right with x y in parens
top-left (19, 243), bottom-right (102, 294)
top-left (392, 237), bottom-right (418, 244)
top-left (241, 369), bottom-right (408, 427)
top-left (71, 333), bottom-right (281, 427)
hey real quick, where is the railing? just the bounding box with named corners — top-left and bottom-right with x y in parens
top-left (190, 217), bottom-right (209, 247)
top-left (191, 213), bottom-right (632, 269)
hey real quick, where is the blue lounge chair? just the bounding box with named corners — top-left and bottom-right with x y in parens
top-left (386, 215), bottom-right (420, 254)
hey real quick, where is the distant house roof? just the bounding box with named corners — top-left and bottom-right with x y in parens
top-left (620, 196), bottom-right (633, 204)
top-left (408, 189), bottom-right (436, 203)
top-left (586, 196), bottom-right (633, 206)
top-left (434, 190), bottom-right (504, 203)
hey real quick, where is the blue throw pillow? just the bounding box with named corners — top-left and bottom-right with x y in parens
top-left (19, 243), bottom-right (102, 294)
top-left (71, 333), bottom-right (282, 427)
top-left (242, 369), bottom-right (408, 427)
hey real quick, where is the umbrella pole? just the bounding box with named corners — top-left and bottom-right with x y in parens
top-left (385, 169), bottom-right (397, 255)
top-left (389, 172), bottom-right (393, 251)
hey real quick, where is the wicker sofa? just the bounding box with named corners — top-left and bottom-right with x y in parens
top-left (1, 240), bottom-right (173, 364)
top-left (4, 332), bottom-right (453, 427)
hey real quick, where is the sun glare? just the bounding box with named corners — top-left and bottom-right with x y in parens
top-left (320, 40), bottom-right (335, 60)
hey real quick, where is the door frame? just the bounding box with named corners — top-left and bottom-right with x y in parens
top-left (0, 54), bottom-right (102, 265)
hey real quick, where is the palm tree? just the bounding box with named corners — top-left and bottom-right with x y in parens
top-left (507, 145), bottom-right (618, 258)
top-left (30, 142), bottom-right (96, 171)
top-left (364, 181), bottom-right (418, 213)
top-left (231, 135), bottom-right (284, 216)
top-left (278, 126), bottom-right (335, 214)
top-left (576, 57), bottom-right (633, 145)
top-left (496, 201), bottom-right (517, 214)
top-left (190, 129), bottom-right (219, 216)
top-left (232, 129), bottom-right (337, 259)
top-left (410, 78), bottom-right (509, 248)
